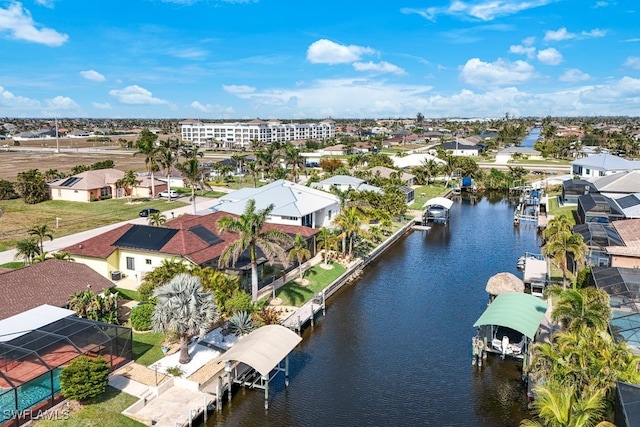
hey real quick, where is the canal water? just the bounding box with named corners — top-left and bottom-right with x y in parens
top-left (205, 195), bottom-right (541, 427)
top-left (519, 127), bottom-right (541, 148)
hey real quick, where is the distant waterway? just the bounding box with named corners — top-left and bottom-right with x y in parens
top-left (520, 127), bottom-right (541, 148)
top-left (204, 195), bottom-right (541, 427)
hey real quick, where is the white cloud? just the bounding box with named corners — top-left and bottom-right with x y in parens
top-left (166, 47), bottom-right (208, 59)
top-left (190, 101), bottom-right (234, 115)
top-left (544, 27), bottom-right (574, 41)
top-left (593, 1), bottom-right (609, 7)
top-left (34, 0), bottom-right (55, 8)
top-left (559, 69), bottom-right (590, 82)
top-left (92, 102), bottom-right (112, 109)
top-left (45, 95), bottom-right (79, 111)
top-left (624, 56), bottom-right (640, 69)
top-left (352, 61), bottom-right (406, 75)
top-left (0, 2), bottom-right (68, 46)
top-left (544, 27), bottom-right (606, 42)
top-left (537, 48), bottom-right (562, 65)
top-left (0, 85), bottom-right (40, 110)
top-left (460, 58), bottom-right (537, 86)
top-left (222, 84), bottom-right (256, 94)
top-left (401, 0), bottom-right (554, 22)
top-left (509, 44), bottom-right (536, 59)
top-left (109, 85), bottom-right (168, 105)
top-left (306, 39), bottom-right (376, 65)
top-left (79, 70), bottom-right (106, 82)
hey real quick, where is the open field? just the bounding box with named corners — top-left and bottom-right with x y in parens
top-left (0, 198), bottom-right (177, 251)
top-left (0, 151), bottom-right (147, 181)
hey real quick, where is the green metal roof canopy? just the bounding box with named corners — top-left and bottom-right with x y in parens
top-left (473, 293), bottom-right (548, 339)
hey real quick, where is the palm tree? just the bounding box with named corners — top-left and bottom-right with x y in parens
top-left (217, 199), bottom-right (293, 302)
top-left (542, 214), bottom-right (573, 243)
top-left (543, 229), bottom-right (588, 289)
top-left (15, 238), bottom-right (40, 265)
top-left (28, 224), bottom-right (53, 253)
top-left (230, 154), bottom-right (247, 181)
top-left (289, 234), bottom-right (312, 280)
top-left (116, 170), bottom-right (139, 203)
top-left (152, 273), bottom-right (218, 364)
top-left (547, 286), bottom-right (611, 331)
top-left (520, 381), bottom-right (614, 427)
top-left (148, 212), bottom-right (167, 227)
top-left (176, 158), bottom-right (204, 214)
top-left (316, 226), bottom-right (338, 266)
top-left (134, 129), bottom-right (160, 199)
top-left (333, 206), bottom-right (367, 257)
top-left (245, 161), bottom-right (259, 188)
top-left (157, 138), bottom-right (180, 202)
top-left (283, 145), bottom-right (306, 183)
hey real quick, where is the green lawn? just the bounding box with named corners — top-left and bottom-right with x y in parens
top-left (276, 262), bottom-right (347, 306)
top-left (0, 261), bottom-right (25, 269)
top-left (132, 332), bottom-right (166, 366)
top-left (115, 288), bottom-right (141, 301)
top-left (547, 193), bottom-right (577, 225)
top-left (409, 183), bottom-right (450, 210)
top-left (35, 386), bottom-right (142, 427)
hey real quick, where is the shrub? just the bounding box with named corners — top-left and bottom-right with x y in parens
top-left (166, 366), bottom-right (184, 377)
top-left (227, 311), bottom-right (255, 336)
top-left (60, 356), bottom-right (110, 402)
top-left (138, 281), bottom-right (157, 302)
top-left (130, 303), bottom-right (154, 331)
top-left (224, 289), bottom-right (253, 315)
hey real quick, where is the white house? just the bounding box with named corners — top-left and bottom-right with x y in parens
top-left (571, 153), bottom-right (640, 179)
top-left (495, 147), bottom-right (542, 164)
top-left (212, 179), bottom-right (341, 229)
top-left (311, 175), bottom-right (383, 193)
top-left (391, 153), bottom-right (446, 170)
top-left (431, 140), bottom-right (482, 157)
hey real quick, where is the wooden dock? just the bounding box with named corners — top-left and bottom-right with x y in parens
top-left (281, 298), bottom-right (324, 332)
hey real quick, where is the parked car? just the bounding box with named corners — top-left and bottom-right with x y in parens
top-left (139, 208), bottom-right (160, 217)
top-left (159, 190), bottom-right (180, 198)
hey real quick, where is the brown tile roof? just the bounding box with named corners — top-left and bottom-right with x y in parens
top-left (0, 259), bottom-right (115, 320)
top-left (64, 212), bottom-right (319, 267)
top-left (612, 219), bottom-right (640, 247)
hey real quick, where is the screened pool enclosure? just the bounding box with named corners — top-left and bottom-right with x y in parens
top-left (0, 313), bottom-right (132, 426)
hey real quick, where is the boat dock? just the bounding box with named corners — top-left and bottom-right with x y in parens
top-left (512, 187), bottom-right (548, 229)
top-left (281, 295), bottom-right (325, 332)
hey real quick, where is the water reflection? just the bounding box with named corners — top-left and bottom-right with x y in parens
top-left (204, 194), bottom-right (538, 427)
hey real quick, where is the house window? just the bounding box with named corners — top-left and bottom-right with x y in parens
top-left (328, 210), bottom-right (332, 220)
top-left (126, 257), bottom-right (135, 270)
top-left (145, 259), bottom-right (152, 265)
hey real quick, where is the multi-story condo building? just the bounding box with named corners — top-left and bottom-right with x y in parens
top-left (180, 119), bottom-right (335, 148)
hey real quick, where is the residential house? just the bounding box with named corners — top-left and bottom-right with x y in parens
top-left (319, 144), bottom-right (348, 156)
top-left (368, 166), bottom-right (416, 186)
top-left (0, 259), bottom-right (115, 320)
top-left (606, 219), bottom-right (640, 268)
top-left (311, 175), bottom-right (382, 194)
top-left (62, 211), bottom-right (319, 283)
top-left (589, 170), bottom-right (640, 198)
top-left (213, 179), bottom-right (341, 228)
top-left (561, 179), bottom-right (598, 204)
top-left (576, 193), bottom-right (626, 224)
top-left (573, 222), bottom-right (624, 267)
top-left (571, 153), bottom-right (640, 179)
top-left (495, 147), bottom-right (542, 164)
top-left (48, 168), bottom-right (165, 202)
top-left (391, 153), bottom-right (446, 170)
top-left (431, 140), bottom-right (482, 157)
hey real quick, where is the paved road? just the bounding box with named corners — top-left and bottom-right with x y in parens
top-left (0, 197), bottom-right (224, 265)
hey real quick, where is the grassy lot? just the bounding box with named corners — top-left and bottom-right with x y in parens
top-left (0, 197), bottom-right (197, 252)
top-left (547, 192), bottom-right (577, 225)
top-left (0, 261), bottom-right (25, 269)
top-left (115, 288), bottom-right (141, 301)
top-left (409, 183), bottom-right (450, 210)
top-left (35, 386), bottom-right (142, 427)
top-left (275, 262), bottom-right (347, 306)
top-left (132, 332), bottom-right (165, 366)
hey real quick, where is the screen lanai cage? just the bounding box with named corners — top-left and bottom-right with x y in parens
top-left (592, 266), bottom-right (640, 353)
top-left (0, 316), bottom-right (132, 427)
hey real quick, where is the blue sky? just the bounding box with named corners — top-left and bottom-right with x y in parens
top-left (0, 0), bottom-right (639, 119)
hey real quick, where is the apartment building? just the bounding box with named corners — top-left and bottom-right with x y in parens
top-left (180, 119), bottom-right (335, 148)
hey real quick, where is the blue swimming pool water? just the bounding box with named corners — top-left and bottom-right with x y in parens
top-left (0, 368), bottom-right (62, 421)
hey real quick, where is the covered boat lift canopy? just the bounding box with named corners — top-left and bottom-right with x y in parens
top-left (214, 325), bottom-right (302, 409)
top-left (422, 197), bottom-right (454, 225)
top-left (473, 292), bottom-right (548, 339)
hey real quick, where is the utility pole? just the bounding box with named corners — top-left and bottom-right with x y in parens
top-left (55, 117), bottom-right (60, 154)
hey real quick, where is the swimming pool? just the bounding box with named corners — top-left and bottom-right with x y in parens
top-left (0, 368), bottom-right (62, 422)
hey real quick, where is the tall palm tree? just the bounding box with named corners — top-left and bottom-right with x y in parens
top-left (543, 214), bottom-right (573, 243)
top-left (245, 161), bottom-right (259, 188)
top-left (316, 226), bottom-right (338, 265)
top-left (230, 154), bottom-right (247, 181)
top-left (148, 212), bottom-right (167, 227)
top-left (217, 199), bottom-right (293, 302)
top-left (283, 145), bottom-right (305, 183)
top-left (543, 229), bottom-right (588, 289)
top-left (134, 129), bottom-right (160, 199)
top-left (157, 138), bottom-right (180, 202)
top-left (15, 238), bottom-right (41, 265)
top-left (176, 158), bottom-right (203, 214)
top-left (28, 224), bottom-right (53, 253)
top-left (289, 234), bottom-right (312, 280)
top-left (116, 170), bottom-right (139, 203)
top-left (333, 206), bottom-right (367, 257)
top-left (152, 273), bottom-right (218, 364)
